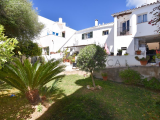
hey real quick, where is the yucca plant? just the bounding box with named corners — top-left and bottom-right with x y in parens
top-left (0, 58), bottom-right (65, 104)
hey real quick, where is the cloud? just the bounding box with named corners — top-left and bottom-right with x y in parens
top-left (126, 0), bottom-right (157, 7)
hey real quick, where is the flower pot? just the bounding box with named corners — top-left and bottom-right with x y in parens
top-left (140, 61), bottom-right (148, 66)
top-left (118, 51), bottom-right (122, 56)
top-left (102, 76), bottom-right (107, 81)
top-left (111, 53), bottom-right (114, 55)
top-left (136, 51), bottom-right (141, 55)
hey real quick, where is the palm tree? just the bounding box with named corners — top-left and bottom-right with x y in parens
top-left (0, 58), bottom-right (65, 104)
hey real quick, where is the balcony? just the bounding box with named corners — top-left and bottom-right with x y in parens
top-left (117, 26), bottom-right (132, 36)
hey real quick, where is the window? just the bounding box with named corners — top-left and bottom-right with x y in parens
top-left (62, 31), bottom-right (65, 38)
top-left (52, 32), bottom-right (55, 35)
top-left (82, 32), bottom-right (93, 40)
top-left (56, 33), bottom-right (58, 36)
top-left (102, 30), bottom-right (109, 35)
top-left (137, 14), bottom-right (147, 23)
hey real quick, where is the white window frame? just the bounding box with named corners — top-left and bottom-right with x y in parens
top-left (102, 30), bottom-right (109, 36)
top-left (82, 32), bottom-right (93, 40)
top-left (137, 13), bottom-right (148, 24)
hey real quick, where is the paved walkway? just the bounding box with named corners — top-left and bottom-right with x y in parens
top-left (62, 62), bottom-right (88, 76)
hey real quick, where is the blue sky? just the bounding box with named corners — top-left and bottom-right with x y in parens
top-left (32, 0), bottom-right (156, 30)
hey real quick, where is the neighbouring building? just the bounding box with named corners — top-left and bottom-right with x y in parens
top-left (34, 1), bottom-right (160, 65)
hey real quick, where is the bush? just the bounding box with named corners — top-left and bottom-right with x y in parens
top-left (119, 68), bottom-right (141, 84)
top-left (101, 73), bottom-right (108, 77)
top-left (38, 56), bottom-right (46, 64)
top-left (135, 56), bottom-right (150, 61)
top-left (77, 44), bottom-right (107, 87)
top-left (142, 77), bottom-right (160, 90)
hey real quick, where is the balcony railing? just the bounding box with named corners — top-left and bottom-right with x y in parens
top-left (117, 26), bottom-right (132, 36)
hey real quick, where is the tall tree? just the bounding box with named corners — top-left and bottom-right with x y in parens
top-left (0, 0), bottom-right (44, 41)
top-left (0, 25), bottom-right (18, 69)
top-left (148, 4), bottom-right (160, 33)
top-left (77, 45), bottom-right (107, 88)
top-left (14, 40), bottom-right (42, 58)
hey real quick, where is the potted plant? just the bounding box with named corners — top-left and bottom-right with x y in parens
top-left (71, 59), bottom-right (75, 64)
top-left (101, 73), bottom-right (108, 81)
top-left (110, 52), bottom-right (114, 56)
top-left (117, 49), bottom-right (122, 56)
top-left (135, 50), bottom-right (141, 55)
top-left (150, 59), bottom-right (156, 66)
top-left (68, 56), bottom-right (72, 63)
top-left (153, 53), bottom-right (160, 64)
top-left (124, 52), bottom-right (129, 56)
top-left (135, 56), bottom-right (150, 66)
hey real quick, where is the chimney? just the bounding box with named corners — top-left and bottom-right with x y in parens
top-left (95, 19), bottom-right (98, 26)
top-left (59, 18), bottom-right (62, 23)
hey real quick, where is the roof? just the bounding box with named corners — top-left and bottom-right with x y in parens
top-left (64, 44), bottom-right (95, 48)
top-left (112, 1), bottom-right (160, 17)
top-left (77, 22), bottom-right (114, 33)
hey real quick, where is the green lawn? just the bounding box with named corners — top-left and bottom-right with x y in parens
top-left (0, 75), bottom-right (160, 120)
top-left (38, 75), bottom-right (160, 120)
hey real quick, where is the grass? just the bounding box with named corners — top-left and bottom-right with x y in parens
top-left (37, 75), bottom-right (160, 120)
top-left (0, 75), bottom-right (160, 120)
top-left (0, 82), bottom-right (34, 120)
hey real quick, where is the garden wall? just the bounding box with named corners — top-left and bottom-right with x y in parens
top-left (93, 66), bottom-right (160, 82)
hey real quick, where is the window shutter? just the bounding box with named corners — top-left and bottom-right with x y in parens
top-left (82, 34), bottom-right (84, 39)
top-left (127, 20), bottom-right (130, 31)
top-left (90, 32), bottom-right (93, 38)
top-left (107, 30), bottom-right (109, 35)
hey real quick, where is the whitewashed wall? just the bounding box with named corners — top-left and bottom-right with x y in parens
top-left (114, 3), bottom-right (160, 56)
top-left (64, 23), bottom-right (114, 53)
top-left (106, 55), bottom-right (146, 67)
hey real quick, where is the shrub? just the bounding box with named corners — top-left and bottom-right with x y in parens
top-left (101, 73), bottom-right (108, 77)
top-left (142, 77), bottom-right (160, 90)
top-left (38, 56), bottom-right (46, 64)
top-left (135, 56), bottom-right (150, 61)
top-left (0, 58), bottom-right (65, 104)
top-left (119, 68), bottom-right (142, 84)
top-left (77, 45), bottom-right (107, 87)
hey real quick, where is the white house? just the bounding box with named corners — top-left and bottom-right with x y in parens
top-left (34, 1), bottom-right (160, 66)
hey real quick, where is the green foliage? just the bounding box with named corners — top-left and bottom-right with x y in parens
top-left (124, 52), bottom-right (129, 56)
top-left (71, 59), bottom-right (75, 63)
top-left (39, 79), bottom-right (59, 97)
top-left (57, 49), bottom-right (61, 53)
top-left (0, 25), bottom-right (18, 69)
top-left (142, 77), bottom-right (160, 90)
top-left (38, 56), bottom-right (46, 64)
top-left (135, 56), bottom-right (150, 61)
top-left (117, 49), bottom-right (122, 52)
top-left (0, 58), bottom-right (65, 93)
top-left (101, 73), bottom-right (108, 77)
top-left (77, 45), bottom-right (107, 87)
top-left (153, 53), bottom-right (160, 59)
top-left (14, 40), bottom-right (42, 58)
top-left (119, 68), bottom-right (142, 84)
top-left (68, 56), bottom-right (72, 60)
top-left (0, 0), bottom-right (44, 41)
top-left (77, 45), bottom-right (107, 72)
top-left (37, 103), bottom-right (43, 112)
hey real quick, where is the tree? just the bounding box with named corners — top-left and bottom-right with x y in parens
top-left (0, 58), bottom-right (65, 104)
top-left (0, 0), bottom-right (44, 41)
top-left (148, 4), bottom-right (160, 33)
top-left (0, 25), bottom-right (18, 69)
top-left (77, 45), bottom-right (107, 88)
top-left (14, 40), bottom-right (42, 58)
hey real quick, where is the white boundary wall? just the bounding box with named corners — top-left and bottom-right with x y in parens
top-left (106, 55), bottom-right (146, 67)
